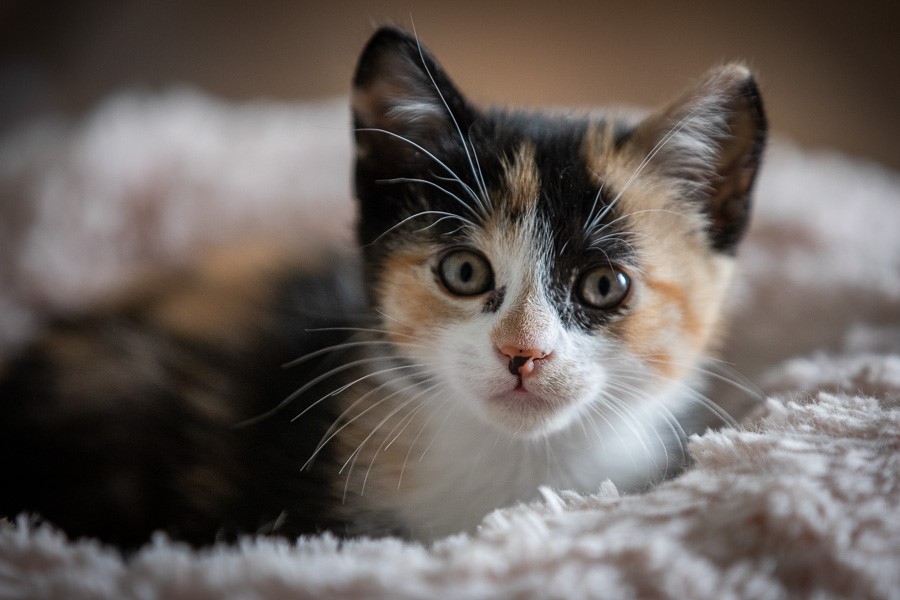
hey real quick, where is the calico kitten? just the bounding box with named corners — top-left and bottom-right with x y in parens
top-left (0, 27), bottom-right (766, 548)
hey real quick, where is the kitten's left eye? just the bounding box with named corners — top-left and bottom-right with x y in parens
top-left (577, 265), bottom-right (631, 310)
top-left (438, 249), bottom-right (494, 296)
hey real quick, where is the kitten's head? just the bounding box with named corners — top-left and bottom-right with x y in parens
top-left (352, 27), bottom-right (766, 437)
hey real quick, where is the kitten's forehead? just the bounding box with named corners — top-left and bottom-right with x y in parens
top-left (466, 115), bottom-right (642, 331)
top-left (497, 143), bottom-right (541, 215)
top-left (482, 115), bottom-right (636, 254)
top-left (483, 113), bottom-right (627, 222)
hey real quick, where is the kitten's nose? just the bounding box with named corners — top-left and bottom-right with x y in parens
top-left (498, 345), bottom-right (548, 378)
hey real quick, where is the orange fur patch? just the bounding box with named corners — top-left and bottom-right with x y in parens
top-left (378, 249), bottom-right (468, 344)
top-left (501, 143), bottom-right (541, 213)
top-left (581, 121), bottom-right (616, 179)
top-left (580, 118), bottom-right (737, 381)
top-left (144, 242), bottom-right (312, 349)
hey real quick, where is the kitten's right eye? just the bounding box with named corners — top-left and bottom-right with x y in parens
top-left (576, 265), bottom-right (632, 310)
top-left (438, 249), bottom-right (494, 296)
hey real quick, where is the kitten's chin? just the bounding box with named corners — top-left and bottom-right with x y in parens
top-left (482, 389), bottom-right (581, 437)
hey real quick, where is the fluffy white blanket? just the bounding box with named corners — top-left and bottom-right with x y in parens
top-left (1, 93), bottom-right (898, 599)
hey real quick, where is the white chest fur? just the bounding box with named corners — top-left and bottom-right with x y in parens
top-left (363, 391), bottom-right (687, 541)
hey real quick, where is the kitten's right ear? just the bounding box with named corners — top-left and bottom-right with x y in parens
top-left (627, 64), bottom-right (767, 253)
top-left (352, 26), bottom-right (476, 169)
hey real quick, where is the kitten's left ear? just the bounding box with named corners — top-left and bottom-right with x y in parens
top-left (352, 26), bottom-right (476, 170)
top-left (629, 64), bottom-right (767, 253)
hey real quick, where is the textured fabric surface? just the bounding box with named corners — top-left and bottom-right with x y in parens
top-left (1, 93), bottom-right (898, 599)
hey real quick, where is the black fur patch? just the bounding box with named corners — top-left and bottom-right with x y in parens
top-left (708, 76), bottom-right (768, 254)
top-left (483, 286), bottom-right (506, 313)
top-left (0, 261), bottom-right (368, 548)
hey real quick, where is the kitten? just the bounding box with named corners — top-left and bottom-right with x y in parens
top-left (0, 26), bottom-right (766, 548)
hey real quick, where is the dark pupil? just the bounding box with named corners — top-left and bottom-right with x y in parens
top-left (459, 261), bottom-right (473, 283)
top-left (597, 275), bottom-right (611, 297)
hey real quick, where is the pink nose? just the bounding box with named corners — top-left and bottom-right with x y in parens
top-left (498, 345), bottom-right (548, 379)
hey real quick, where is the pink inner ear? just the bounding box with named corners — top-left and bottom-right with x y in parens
top-left (626, 64), bottom-right (766, 252)
top-left (352, 56), bottom-right (443, 135)
top-left (351, 26), bottom-right (480, 164)
top-left (353, 28), bottom-right (454, 139)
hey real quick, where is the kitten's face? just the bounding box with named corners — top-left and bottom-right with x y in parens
top-left (353, 28), bottom-right (765, 437)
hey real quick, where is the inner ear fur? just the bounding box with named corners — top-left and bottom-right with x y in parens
top-left (629, 64), bottom-right (768, 253)
top-left (351, 26), bottom-right (475, 165)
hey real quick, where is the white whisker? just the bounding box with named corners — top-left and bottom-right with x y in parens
top-left (357, 126), bottom-right (482, 208)
top-left (233, 355), bottom-right (405, 429)
top-left (292, 362), bottom-right (427, 423)
top-left (361, 382), bottom-right (443, 494)
top-left (603, 393), bottom-right (668, 472)
top-left (282, 339), bottom-right (421, 369)
top-left (586, 401), bottom-right (640, 468)
top-left (611, 366), bottom-right (742, 429)
top-left (366, 209), bottom-right (475, 247)
top-left (467, 128), bottom-right (490, 208)
top-left (410, 23), bottom-right (490, 211)
top-left (398, 394), bottom-right (450, 489)
top-left (302, 373), bottom-right (437, 471)
top-left (418, 403), bottom-right (459, 463)
top-left (603, 378), bottom-right (688, 464)
top-left (586, 107), bottom-right (705, 234)
top-left (342, 387), bottom-right (433, 499)
top-left (304, 326), bottom-right (427, 344)
top-left (584, 167), bottom-right (608, 235)
top-left (378, 177), bottom-right (482, 221)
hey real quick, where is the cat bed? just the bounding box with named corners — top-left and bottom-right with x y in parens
top-left (1, 92), bottom-right (898, 599)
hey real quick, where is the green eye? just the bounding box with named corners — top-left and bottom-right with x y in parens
top-left (577, 265), bottom-right (631, 310)
top-left (438, 249), bottom-right (494, 296)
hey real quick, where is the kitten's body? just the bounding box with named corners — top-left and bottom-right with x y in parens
top-left (0, 28), bottom-right (766, 547)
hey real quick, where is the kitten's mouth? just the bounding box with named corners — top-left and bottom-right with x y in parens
top-left (476, 351), bottom-right (573, 433)
top-left (494, 366), bottom-right (554, 408)
top-left (489, 388), bottom-right (554, 410)
top-left (483, 386), bottom-right (573, 435)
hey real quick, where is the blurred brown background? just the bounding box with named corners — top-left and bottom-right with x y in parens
top-left (1, 0), bottom-right (898, 169)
